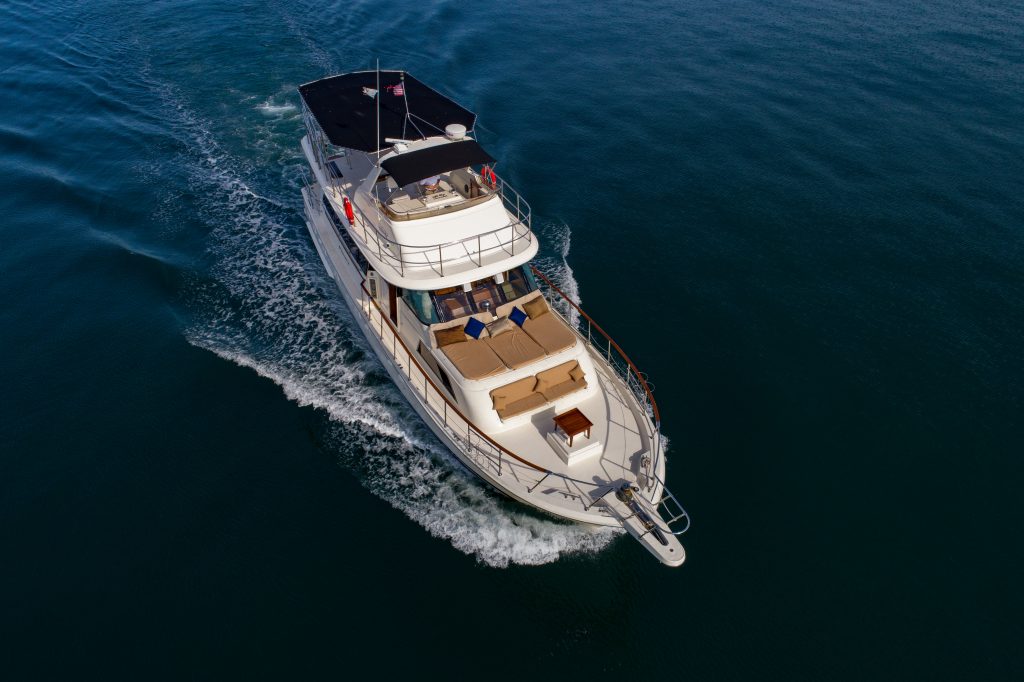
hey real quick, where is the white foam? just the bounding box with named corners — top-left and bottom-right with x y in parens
top-left (150, 77), bottom-right (622, 568)
top-left (533, 219), bottom-right (582, 326)
top-left (255, 100), bottom-right (298, 117)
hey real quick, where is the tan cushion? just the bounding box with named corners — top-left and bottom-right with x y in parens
top-left (536, 360), bottom-right (578, 394)
top-left (487, 316), bottom-right (515, 338)
top-left (435, 326), bottom-right (467, 348)
top-left (490, 375), bottom-right (538, 404)
top-left (522, 312), bottom-right (576, 355)
top-left (485, 329), bottom-right (547, 369)
top-left (523, 296), bottom-right (548, 320)
top-left (570, 364), bottom-right (585, 382)
top-left (498, 392), bottom-right (547, 419)
top-left (540, 379), bottom-right (586, 402)
top-left (492, 392), bottom-right (509, 411)
top-left (441, 341), bottom-right (506, 380)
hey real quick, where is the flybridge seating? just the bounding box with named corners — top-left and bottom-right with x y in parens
top-left (378, 165), bottom-right (495, 220)
top-left (377, 139), bottom-right (497, 220)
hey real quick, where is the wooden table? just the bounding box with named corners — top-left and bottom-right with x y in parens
top-left (553, 408), bottom-right (593, 447)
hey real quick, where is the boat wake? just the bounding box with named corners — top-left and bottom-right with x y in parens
top-left (533, 219), bottom-right (582, 327)
top-left (154, 79), bottom-right (621, 568)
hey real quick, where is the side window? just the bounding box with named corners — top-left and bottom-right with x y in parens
top-left (402, 289), bottom-right (439, 324)
top-left (417, 341), bottom-right (457, 402)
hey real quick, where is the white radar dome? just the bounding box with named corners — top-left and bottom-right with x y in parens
top-left (445, 123), bottom-right (467, 140)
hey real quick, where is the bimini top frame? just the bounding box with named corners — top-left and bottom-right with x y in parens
top-left (298, 70), bottom-right (477, 153)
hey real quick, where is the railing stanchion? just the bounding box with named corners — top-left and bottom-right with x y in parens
top-left (527, 472), bottom-right (550, 493)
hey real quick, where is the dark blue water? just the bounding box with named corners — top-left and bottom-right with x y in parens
top-left (2, 0), bottom-right (1023, 678)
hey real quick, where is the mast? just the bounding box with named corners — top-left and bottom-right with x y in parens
top-left (375, 59), bottom-right (381, 159)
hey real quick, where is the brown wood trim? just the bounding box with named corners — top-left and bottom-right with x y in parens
top-left (529, 266), bottom-right (661, 425)
top-left (360, 281), bottom-right (546, 473)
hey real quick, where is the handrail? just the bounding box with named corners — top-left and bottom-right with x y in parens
top-left (528, 265), bottom-right (667, 489)
top-left (342, 193), bottom-right (532, 277)
top-left (326, 167), bottom-right (533, 278)
top-left (529, 266), bottom-right (661, 426)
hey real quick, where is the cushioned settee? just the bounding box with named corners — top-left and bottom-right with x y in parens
top-left (535, 359), bottom-right (588, 402)
top-left (489, 360), bottom-right (588, 420)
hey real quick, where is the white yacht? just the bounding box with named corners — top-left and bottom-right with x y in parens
top-left (297, 70), bottom-right (689, 566)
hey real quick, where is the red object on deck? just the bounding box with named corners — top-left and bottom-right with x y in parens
top-left (481, 165), bottom-right (497, 189)
top-left (342, 196), bottom-right (355, 224)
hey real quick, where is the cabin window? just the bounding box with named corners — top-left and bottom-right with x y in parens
top-left (500, 267), bottom-right (535, 300)
top-left (432, 286), bottom-right (473, 321)
top-left (402, 289), bottom-right (439, 325)
top-left (430, 266), bottom-right (538, 322)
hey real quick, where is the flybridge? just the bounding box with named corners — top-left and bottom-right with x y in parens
top-left (298, 70), bottom-right (534, 288)
top-left (298, 70), bottom-right (478, 153)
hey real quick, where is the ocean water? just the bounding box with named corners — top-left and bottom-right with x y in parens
top-left (2, 0), bottom-right (1023, 678)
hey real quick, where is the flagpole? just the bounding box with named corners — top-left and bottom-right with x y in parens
top-left (374, 59), bottom-right (382, 227)
top-left (401, 73), bottom-right (409, 140)
top-left (375, 58), bottom-right (381, 160)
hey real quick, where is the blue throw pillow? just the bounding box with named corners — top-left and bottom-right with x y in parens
top-left (509, 307), bottom-right (528, 328)
top-left (464, 317), bottom-right (486, 339)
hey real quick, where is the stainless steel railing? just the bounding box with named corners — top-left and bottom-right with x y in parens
top-left (320, 166), bottom-right (533, 279)
top-left (528, 266), bottom-right (668, 492)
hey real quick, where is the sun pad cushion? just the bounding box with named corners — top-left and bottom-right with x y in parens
top-left (522, 312), bottom-right (576, 354)
top-left (485, 328), bottom-right (547, 369)
top-left (441, 341), bottom-right (506, 380)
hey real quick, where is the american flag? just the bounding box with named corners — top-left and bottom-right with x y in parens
top-left (388, 82), bottom-right (405, 96)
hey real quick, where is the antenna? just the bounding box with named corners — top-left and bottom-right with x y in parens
top-left (401, 72), bottom-right (409, 140)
